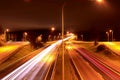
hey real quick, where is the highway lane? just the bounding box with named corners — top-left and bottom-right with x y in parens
top-left (71, 41), bottom-right (120, 74)
top-left (79, 48), bottom-right (120, 79)
top-left (1, 37), bottom-right (71, 80)
top-left (1, 40), bottom-right (61, 80)
top-left (0, 43), bottom-right (52, 78)
top-left (66, 45), bottom-right (104, 80)
top-left (71, 44), bottom-right (120, 80)
top-left (16, 45), bottom-right (59, 80)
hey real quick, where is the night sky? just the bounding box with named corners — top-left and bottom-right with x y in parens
top-left (0, 0), bottom-right (120, 32)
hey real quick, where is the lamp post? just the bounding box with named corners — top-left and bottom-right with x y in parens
top-left (51, 27), bottom-right (55, 40)
top-left (61, 0), bottom-right (104, 79)
top-left (106, 31), bottom-right (109, 41)
top-left (4, 28), bottom-right (9, 41)
top-left (23, 32), bottom-right (28, 41)
top-left (109, 29), bottom-right (113, 41)
top-left (81, 34), bottom-right (83, 41)
top-left (51, 27), bottom-right (55, 32)
top-left (62, 3), bottom-right (65, 80)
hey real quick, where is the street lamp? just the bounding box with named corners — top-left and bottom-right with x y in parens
top-left (61, 1), bottom-right (105, 79)
top-left (66, 31), bottom-right (69, 34)
top-left (81, 34), bottom-right (83, 41)
top-left (96, 0), bottom-right (103, 3)
top-left (109, 29), bottom-right (113, 41)
top-left (106, 31), bottom-right (109, 41)
top-left (6, 29), bottom-right (9, 32)
top-left (96, 0), bottom-right (105, 6)
top-left (51, 27), bottom-right (55, 32)
top-left (4, 28), bottom-right (10, 41)
top-left (51, 27), bottom-right (55, 40)
top-left (62, 3), bottom-right (65, 80)
top-left (23, 32), bottom-right (28, 41)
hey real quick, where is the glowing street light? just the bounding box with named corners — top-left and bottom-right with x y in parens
top-left (51, 27), bottom-right (55, 32)
top-left (106, 31), bottom-right (109, 42)
top-left (106, 29), bottom-right (114, 42)
top-left (4, 28), bottom-right (10, 41)
top-left (67, 31), bottom-right (69, 34)
top-left (50, 27), bottom-right (55, 40)
top-left (6, 28), bottom-right (9, 32)
top-left (109, 29), bottom-right (113, 41)
top-left (23, 32), bottom-right (28, 41)
top-left (96, 0), bottom-right (105, 5)
top-left (97, 0), bottom-right (103, 3)
top-left (61, 0), bottom-right (106, 79)
top-left (62, 3), bottom-right (65, 80)
top-left (81, 34), bottom-right (83, 41)
top-left (24, 32), bottom-right (28, 36)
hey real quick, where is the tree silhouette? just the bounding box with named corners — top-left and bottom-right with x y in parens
top-left (0, 25), bottom-right (3, 34)
top-left (0, 25), bottom-right (5, 46)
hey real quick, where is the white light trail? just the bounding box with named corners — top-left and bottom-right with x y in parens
top-left (2, 37), bottom-right (70, 80)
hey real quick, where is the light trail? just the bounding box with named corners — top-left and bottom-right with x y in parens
top-left (79, 45), bottom-right (120, 77)
top-left (66, 42), bottom-right (120, 79)
top-left (75, 47), bottom-right (120, 80)
top-left (2, 37), bottom-right (71, 80)
top-left (21, 52), bottom-right (53, 80)
top-left (2, 41), bottom-right (59, 80)
top-left (67, 45), bottom-right (103, 80)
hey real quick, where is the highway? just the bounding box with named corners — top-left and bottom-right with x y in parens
top-left (67, 43), bottom-right (120, 80)
top-left (1, 36), bottom-right (71, 80)
top-left (2, 40), bottom-right (120, 80)
top-left (67, 46), bottom-right (103, 80)
top-left (103, 42), bottom-right (120, 55)
top-left (1, 40), bottom-right (62, 80)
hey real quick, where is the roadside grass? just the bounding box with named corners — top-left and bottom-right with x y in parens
top-left (78, 42), bottom-right (120, 67)
top-left (0, 45), bottom-right (35, 72)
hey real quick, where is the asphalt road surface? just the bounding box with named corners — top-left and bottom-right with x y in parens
top-left (2, 40), bottom-right (120, 80)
